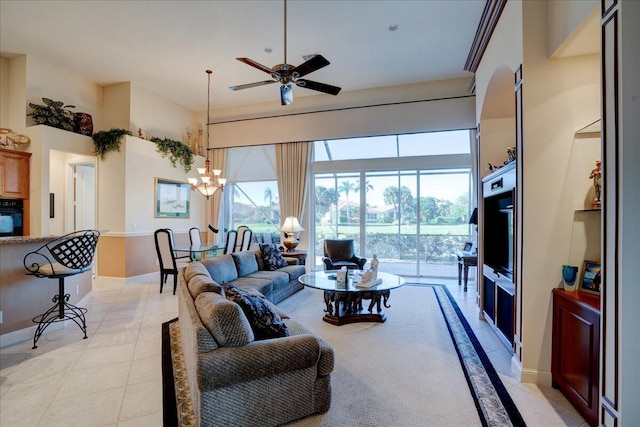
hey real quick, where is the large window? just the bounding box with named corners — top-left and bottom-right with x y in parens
top-left (312, 130), bottom-right (474, 277)
top-left (227, 181), bottom-right (280, 235)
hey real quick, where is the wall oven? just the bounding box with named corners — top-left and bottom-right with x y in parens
top-left (0, 199), bottom-right (24, 236)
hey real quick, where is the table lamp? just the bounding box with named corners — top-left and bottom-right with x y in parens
top-left (280, 216), bottom-right (304, 251)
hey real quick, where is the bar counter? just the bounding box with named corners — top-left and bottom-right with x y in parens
top-left (0, 235), bottom-right (93, 345)
top-left (0, 235), bottom-right (66, 244)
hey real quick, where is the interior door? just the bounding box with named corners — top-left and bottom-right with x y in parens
top-left (74, 163), bottom-right (95, 230)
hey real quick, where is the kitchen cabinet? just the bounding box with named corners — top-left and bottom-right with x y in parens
top-left (0, 148), bottom-right (31, 199)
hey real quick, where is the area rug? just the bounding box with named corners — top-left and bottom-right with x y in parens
top-left (162, 284), bottom-right (525, 427)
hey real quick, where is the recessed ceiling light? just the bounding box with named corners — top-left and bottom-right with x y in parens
top-left (264, 47), bottom-right (273, 53)
top-left (388, 24), bottom-right (399, 32)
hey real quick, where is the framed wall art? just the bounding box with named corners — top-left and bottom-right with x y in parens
top-left (155, 178), bottom-right (190, 218)
top-left (579, 260), bottom-right (601, 295)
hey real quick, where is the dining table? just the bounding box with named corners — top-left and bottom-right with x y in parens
top-left (174, 243), bottom-right (223, 260)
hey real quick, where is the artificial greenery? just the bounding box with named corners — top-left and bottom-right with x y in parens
top-left (92, 128), bottom-right (132, 159)
top-left (28, 98), bottom-right (75, 131)
top-left (151, 137), bottom-right (194, 172)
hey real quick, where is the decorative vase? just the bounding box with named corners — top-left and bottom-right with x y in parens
top-left (562, 265), bottom-right (579, 291)
top-left (73, 112), bottom-right (93, 136)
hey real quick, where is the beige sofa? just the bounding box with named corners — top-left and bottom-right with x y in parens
top-left (177, 250), bottom-right (334, 427)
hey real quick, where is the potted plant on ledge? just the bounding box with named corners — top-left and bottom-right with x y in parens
top-left (28, 98), bottom-right (75, 132)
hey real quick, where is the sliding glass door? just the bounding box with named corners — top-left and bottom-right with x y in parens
top-left (311, 130), bottom-right (474, 277)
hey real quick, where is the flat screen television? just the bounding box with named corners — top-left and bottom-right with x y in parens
top-left (483, 190), bottom-right (514, 280)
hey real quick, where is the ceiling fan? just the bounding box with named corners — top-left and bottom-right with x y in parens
top-left (229, 0), bottom-right (341, 106)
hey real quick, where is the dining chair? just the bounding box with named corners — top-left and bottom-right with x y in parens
top-left (236, 225), bottom-right (253, 252)
top-left (167, 228), bottom-right (191, 262)
top-left (189, 227), bottom-right (203, 261)
top-left (224, 230), bottom-right (238, 254)
top-left (154, 228), bottom-right (189, 294)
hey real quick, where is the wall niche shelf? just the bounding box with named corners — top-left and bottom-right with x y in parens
top-left (551, 120), bottom-right (602, 426)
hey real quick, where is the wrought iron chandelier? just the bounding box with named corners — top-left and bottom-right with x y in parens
top-left (189, 69), bottom-right (226, 199)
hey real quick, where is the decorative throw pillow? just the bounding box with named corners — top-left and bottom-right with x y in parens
top-left (222, 282), bottom-right (290, 340)
top-left (259, 243), bottom-right (288, 271)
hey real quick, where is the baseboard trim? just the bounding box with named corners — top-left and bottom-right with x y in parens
top-left (520, 366), bottom-right (553, 386)
top-left (95, 272), bottom-right (157, 285)
top-left (511, 355), bottom-right (522, 382)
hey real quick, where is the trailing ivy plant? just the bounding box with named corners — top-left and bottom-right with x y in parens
top-left (92, 128), bottom-right (132, 159)
top-left (151, 137), bottom-right (194, 172)
top-left (28, 98), bottom-right (75, 131)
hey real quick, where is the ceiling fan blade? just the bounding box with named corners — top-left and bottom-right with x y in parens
top-left (236, 57), bottom-right (275, 74)
top-left (296, 79), bottom-right (341, 96)
top-left (229, 80), bottom-right (277, 91)
top-left (280, 84), bottom-right (293, 106)
top-left (292, 55), bottom-right (330, 78)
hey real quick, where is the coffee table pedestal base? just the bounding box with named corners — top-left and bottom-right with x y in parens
top-left (323, 310), bottom-right (386, 326)
top-left (322, 289), bottom-right (390, 326)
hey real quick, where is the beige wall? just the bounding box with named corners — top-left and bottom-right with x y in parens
top-left (102, 82), bottom-right (131, 131)
top-left (475, 0), bottom-right (601, 384)
top-left (0, 56), bottom-right (9, 127)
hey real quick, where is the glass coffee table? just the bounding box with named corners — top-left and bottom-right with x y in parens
top-left (298, 270), bottom-right (405, 325)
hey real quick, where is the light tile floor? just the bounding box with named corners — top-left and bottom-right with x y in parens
top-left (0, 274), bottom-right (587, 426)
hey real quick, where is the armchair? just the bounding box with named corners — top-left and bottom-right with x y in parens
top-left (321, 239), bottom-right (367, 271)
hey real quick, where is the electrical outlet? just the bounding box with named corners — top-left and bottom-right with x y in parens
top-left (0, 310), bottom-right (3, 324)
top-left (155, 259), bottom-right (159, 265)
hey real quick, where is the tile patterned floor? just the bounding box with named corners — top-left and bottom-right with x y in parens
top-left (0, 274), bottom-right (587, 426)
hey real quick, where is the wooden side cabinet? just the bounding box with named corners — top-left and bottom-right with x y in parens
top-left (551, 289), bottom-right (600, 427)
top-left (0, 148), bottom-right (31, 199)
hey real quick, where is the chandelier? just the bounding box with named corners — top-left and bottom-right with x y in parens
top-left (189, 69), bottom-right (226, 199)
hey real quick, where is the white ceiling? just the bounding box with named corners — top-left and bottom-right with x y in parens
top-left (0, 0), bottom-right (486, 111)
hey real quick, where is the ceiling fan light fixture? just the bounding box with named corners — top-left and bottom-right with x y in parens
top-left (229, 0), bottom-right (341, 105)
top-left (280, 84), bottom-right (293, 106)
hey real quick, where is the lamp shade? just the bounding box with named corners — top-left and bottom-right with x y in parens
top-left (469, 208), bottom-right (478, 225)
top-left (280, 216), bottom-right (304, 233)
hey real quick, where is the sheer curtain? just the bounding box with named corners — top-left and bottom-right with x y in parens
top-left (207, 148), bottom-right (226, 245)
top-left (275, 141), bottom-right (312, 227)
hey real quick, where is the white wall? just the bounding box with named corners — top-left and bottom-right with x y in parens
top-left (48, 149), bottom-right (65, 234)
top-left (120, 135), bottom-right (208, 235)
top-left (474, 1), bottom-right (523, 126)
top-left (24, 125), bottom-right (97, 236)
top-left (547, 0), bottom-right (598, 57)
top-left (129, 82), bottom-right (198, 142)
top-left (25, 55), bottom-right (104, 131)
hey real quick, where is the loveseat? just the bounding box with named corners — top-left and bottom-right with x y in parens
top-left (177, 249), bottom-right (334, 427)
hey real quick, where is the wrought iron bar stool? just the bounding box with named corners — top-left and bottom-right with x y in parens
top-left (23, 230), bottom-right (100, 349)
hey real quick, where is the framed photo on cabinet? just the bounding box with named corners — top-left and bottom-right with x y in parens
top-left (579, 260), bottom-right (601, 295)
